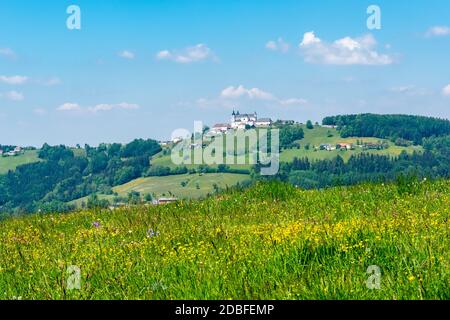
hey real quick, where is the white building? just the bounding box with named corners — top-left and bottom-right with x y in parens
top-left (209, 123), bottom-right (231, 135)
top-left (231, 110), bottom-right (257, 129)
top-left (255, 118), bottom-right (273, 127)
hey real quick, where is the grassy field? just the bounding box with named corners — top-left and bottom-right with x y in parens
top-left (0, 150), bottom-right (42, 174)
top-left (151, 151), bottom-right (253, 171)
top-left (0, 179), bottom-right (448, 299)
top-left (280, 125), bottom-right (422, 162)
top-left (70, 173), bottom-right (250, 206)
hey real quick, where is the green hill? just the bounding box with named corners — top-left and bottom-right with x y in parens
top-left (1, 179), bottom-right (448, 299)
top-left (0, 150), bottom-right (42, 174)
top-left (70, 172), bottom-right (250, 207)
top-left (152, 125), bottom-right (422, 167)
top-left (280, 124), bottom-right (422, 162)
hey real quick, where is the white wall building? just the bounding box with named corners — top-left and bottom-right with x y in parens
top-left (230, 110), bottom-right (257, 129)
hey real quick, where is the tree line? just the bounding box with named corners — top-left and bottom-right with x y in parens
top-left (322, 114), bottom-right (450, 144)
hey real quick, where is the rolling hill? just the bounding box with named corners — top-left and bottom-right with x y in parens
top-left (0, 150), bottom-right (42, 174)
top-left (70, 172), bottom-right (250, 207)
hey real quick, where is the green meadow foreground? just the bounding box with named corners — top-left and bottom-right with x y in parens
top-left (0, 180), bottom-right (448, 299)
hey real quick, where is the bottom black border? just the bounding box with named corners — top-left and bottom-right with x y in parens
top-left (0, 300), bottom-right (444, 319)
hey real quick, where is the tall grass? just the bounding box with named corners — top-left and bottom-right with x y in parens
top-left (0, 179), bottom-right (448, 299)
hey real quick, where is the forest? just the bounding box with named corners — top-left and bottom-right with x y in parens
top-left (322, 114), bottom-right (450, 144)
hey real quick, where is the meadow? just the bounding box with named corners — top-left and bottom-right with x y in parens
top-left (280, 125), bottom-right (422, 162)
top-left (0, 150), bottom-right (41, 174)
top-left (0, 179), bottom-right (448, 300)
top-left (70, 173), bottom-right (250, 206)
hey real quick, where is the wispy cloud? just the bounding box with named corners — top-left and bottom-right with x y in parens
top-left (265, 38), bottom-right (290, 53)
top-left (0, 91), bottom-right (25, 101)
top-left (156, 44), bottom-right (216, 63)
top-left (442, 84), bottom-right (450, 96)
top-left (279, 98), bottom-right (308, 106)
top-left (57, 103), bottom-right (81, 111)
top-left (425, 26), bottom-right (450, 38)
top-left (221, 85), bottom-right (276, 100)
top-left (88, 102), bottom-right (140, 113)
top-left (41, 77), bottom-right (62, 86)
top-left (0, 48), bottom-right (16, 59)
top-left (389, 85), bottom-right (431, 96)
top-left (0, 75), bottom-right (28, 85)
top-left (33, 108), bottom-right (47, 116)
top-left (57, 102), bottom-right (140, 113)
top-left (299, 32), bottom-right (393, 65)
top-left (118, 50), bottom-right (135, 59)
top-left (197, 85), bottom-right (307, 109)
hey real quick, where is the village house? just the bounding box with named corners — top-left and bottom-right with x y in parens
top-left (154, 197), bottom-right (178, 205)
top-left (255, 118), bottom-right (273, 127)
top-left (320, 144), bottom-right (335, 151)
top-left (209, 123), bottom-right (231, 136)
top-left (159, 141), bottom-right (171, 147)
top-left (0, 146), bottom-right (23, 157)
top-left (336, 143), bottom-right (353, 150)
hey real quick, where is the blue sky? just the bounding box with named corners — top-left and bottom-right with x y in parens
top-left (0, 0), bottom-right (449, 146)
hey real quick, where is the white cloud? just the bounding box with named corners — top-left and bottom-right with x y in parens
top-left (57, 102), bottom-right (140, 113)
top-left (0, 91), bottom-right (24, 101)
top-left (221, 85), bottom-right (276, 100)
top-left (300, 31), bottom-right (322, 46)
top-left (193, 85), bottom-right (308, 108)
top-left (265, 38), bottom-right (290, 53)
top-left (57, 103), bottom-right (81, 111)
top-left (88, 102), bottom-right (140, 113)
top-left (279, 98), bottom-right (308, 106)
top-left (0, 48), bottom-right (16, 59)
top-left (118, 50), bottom-right (135, 59)
top-left (156, 44), bottom-right (215, 63)
top-left (442, 84), bottom-right (450, 96)
top-left (0, 75), bottom-right (28, 85)
top-left (299, 32), bottom-right (393, 65)
top-left (425, 26), bottom-right (450, 37)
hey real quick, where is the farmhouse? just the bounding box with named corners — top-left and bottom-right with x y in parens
top-left (210, 123), bottom-right (231, 135)
top-left (155, 197), bottom-right (178, 205)
top-left (336, 143), bottom-right (353, 150)
top-left (320, 144), bottom-right (335, 151)
top-left (255, 118), bottom-right (273, 127)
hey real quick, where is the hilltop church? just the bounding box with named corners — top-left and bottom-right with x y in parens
top-left (230, 110), bottom-right (273, 129)
top-left (230, 110), bottom-right (257, 129)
